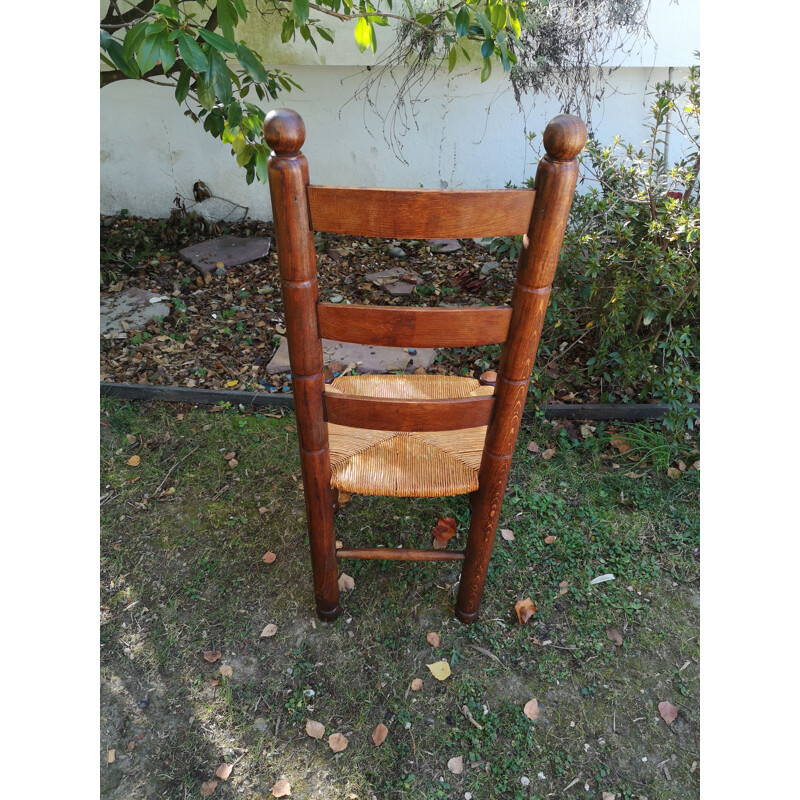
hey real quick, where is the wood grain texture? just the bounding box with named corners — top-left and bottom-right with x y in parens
top-left (336, 548), bottom-right (465, 562)
top-left (324, 393), bottom-right (495, 432)
top-left (317, 304), bottom-right (512, 347)
top-left (308, 186), bottom-right (536, 238)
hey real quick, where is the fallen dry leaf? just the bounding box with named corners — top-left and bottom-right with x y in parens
top-left (431, 517), bottom-right (457, 549)
top-left (200, 780), bottom-right (218, 797)
top-left (690, 459), bottom-right (700, 470)
top-left (228, 458), bottom-right (239, 468)
top-left (523, 698), bottom-right (540, 721)
top-left (335, 540), bottom-right (343, 550)
top-left (624, 471), bottom-right (643, 479)
top-left (126, 740), bottom-right (136, 752)
top-left (208, 679), bottom-right (219, 687)
top-left (258, 506), bottom-right (268, 515)
top-left (218, 664), bottom-right (233, 678)
top-left (610, 437), bottom-right (631, 455)
top-left (514, 597), bottom-right (536, 625)
top-left (215, 763), bottom-right (233, 781)
top-left (224, 451), bottom-right (236, 461)
top-left (667, 467), bottom-right (682, 480)
top-left (372, 723), bottom-right (388, 746)
top-left (305, 719), bottom-right (325, 739)
top-left (125, 434), bottom-right (137, 444)
top-left (658, 700), bottom-right (678, 724)
top-left (558, 580), bottom-right (569, 596)
top-left (261, 551), bottom-right (277, 564)
top-left (677, 459), bottom-right (687, 472)
top-left (271, 778), bottom-right (291, 797)
top-left (202, 650), bottom-right (222, 663)
top-left (260, 624), bottom-right (278, 638)
top-left (527, 441), bottom-right (539, 453)
top-left (411, 678), bottom-right (423, 691)
top-left (544, 535), bottom-right (557, 544)
top-left (606, 627), bottom-right (624, 646)
top-left (337, 490), bottom-right (352, 505)
top-left (541, 448), bottom-right (556, 461)
top-left (107, 749), bottom-right (115, 764)
top-left (328, 732), bottom-right (349, 752)
top-left (338, 573), bottom-right (355, 591)
top-left (580, 424), bottom-right (596, 439)
top-left (500, 529), bottom-right (515, 541)
top-left (603, 793), bottom-right (616, 800)
top-left (426, 632), bottom-right (440, 648)
top-left (126, 455), bottom-right (141, 467)
top-left (427, 660), bottom-right (451, 681)
top-left (447, 756), bottom-right (464, 775)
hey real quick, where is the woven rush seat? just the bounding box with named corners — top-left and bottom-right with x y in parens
top-left (326, 374), bottom-right (493, 497)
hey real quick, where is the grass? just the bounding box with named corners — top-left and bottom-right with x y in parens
top-left (100, 399), bottom-right (699, 800)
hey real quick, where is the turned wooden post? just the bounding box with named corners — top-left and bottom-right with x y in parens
top-left (264, 109), bottom-right (340, 621)
top-left (456, 115), bottom-right (586, 623)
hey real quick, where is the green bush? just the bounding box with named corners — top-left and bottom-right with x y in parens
top-left (537, 65), bottom-right (700, 438)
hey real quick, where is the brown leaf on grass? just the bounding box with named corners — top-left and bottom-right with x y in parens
top-left (624, 471), bottom-right (643, 479)
top-left (260, 624), bottom-right (278, 638)
top-left (514, 597), bottom-right (536, 625)
top-left (261, 551), bottom-right (277, 564)
top-left (338, 573), bottom-right (355, 591)
top-left (258, 506), bottom-right (268, 515)
top-left (447, 756), bottom-right (464, 774)
top-left (305, 719), bottom-right (325, 739)
top-left (606, 627), bottom-right (624, 646)
top-left (202, 650), bottom-right (222, 663)
top-left (200, 780), bottom-right (218, 796)
top-left (690, 459), bottom-right (700, 471)
top-left (541, 448), bottom-right (556, 461)
top-left (527, 441), bottom-right (540, 453)
top-left (125, 434), bottom-right (137, 444)
top-left (667, 467), bottom-right (682, 480)
top-left (677, 459), bottom-right (687, 472)
top-left (610, 438), bottom-right (631, 455)
top-left (126, 740), bottom-right (136, 752)
top-left (372, 723), bottom-right (388, 746)
top-left (411, 678), bottom-right (423, 691)
top-left (431, 517), bottom-right (457, 550)
top-left (338, 490), bottom-right (352, 506)
top-left (224, 452), bottom-right (236, 461)
top-left (544, 535), bottom-right (557, 544)
top-left (558, 580), bottom-right (569, 596)
top-left (126, 455), bottom-right (141, 467)
top-left (658, 700), bottom-right (678, 724)
top-left (218, 664), bottom-right (233, 678)
top-left (208, 679), bottom-right (219, 687)
top-left (271, 778), bottom-right (291, 797)
top-left (427, 660), bottom-right (451, 681)
top-left (500, 529), bottom-right (515, 541)
top-left (335, 540), bottom-right (343, 550)
top-left (426, 632), bottom-right (440, 648)
top-left (215, 763), bottom-right (233, 781)
top-left (228, 459), bottom-right (239, 468)
top-left (523, 698), bottom-right (540, 721)
top-left (602, 793), bottom-right (616, 800)
top-left (107, 749), bottom-right (115, 763)
top-left (328, 732), bottom-right (349, 752)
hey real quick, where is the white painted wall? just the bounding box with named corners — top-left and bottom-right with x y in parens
top-left (100, 0), bottom-right (699, 219)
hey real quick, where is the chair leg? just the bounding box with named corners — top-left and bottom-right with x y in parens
top-left (455, 454), bottom-right (513, 623)
top-left (300, 449), bottom-right (340, 621)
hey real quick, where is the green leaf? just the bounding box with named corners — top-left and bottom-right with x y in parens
top-left (175, 66), bottom-right (191, 103)
top-left (236, 43), bottom-right (270, 82)
top-left (354, 17), bottom-right (371, 53)
top-left (455, 7), bottom-right (470, 37)
top-left (199, 28), bottom-right (236, 53)
top-left (481, 38), bottom-right (494, 59)
top-left (158, 36), bottom-right (177, 72)
top-left (177, 32), bottom-right (209, 73)
top-left (217, 0), bottom-right (236, 43)
top-left (137, 33), bottom-right (164, 74)
top-left (370, 21), bottom-right (377, 52)
top-left (228, 102), bottom-right (243, 128)
top-left (152, 3), bottom-right (179, 19)
top-left (208, 49), bottom-right (233, 105)
top-left (292, 0), bottom-right (309, 23)
top-left (371, 14), bottom-right (390, 27)
top-left (196, 73), bottom-right (216, 110)
top-left (101, 31), bottom-right (140, 78)
top-left (231, 0), bottom-right (248, 19)
top-left (256, 148), bottom-right (270, 182)
top-left (447, 46), bottom-right (457, 72)
top-left (317, 26), bottom-right (334, 43)
top-left (480, 56), bottom-right (492, 83)
top-left (122, 22), bottom-right (148, 63)
top-left (281, 18), bottom-right (295, 43)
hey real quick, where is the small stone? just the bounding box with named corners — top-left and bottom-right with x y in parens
top-left (215, 267), bottom-right (227, 277)
top-left (388, 246), bottom-right (407, 259)
top-left (329, 295), bottom-right (343, 303)
top-left (429, 239), bottom-right (461, 253)
top-left (480, 260), bottom-right (500, 275)
top-left (520, 776), bottom-right (530, 787)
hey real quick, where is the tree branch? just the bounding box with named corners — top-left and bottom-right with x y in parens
top-left (102, 0), bottom-right (155, 26)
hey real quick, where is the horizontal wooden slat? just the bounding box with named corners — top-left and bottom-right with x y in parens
top-left (308, 186), bottom-right (535, 238)
top-left (336, 548), bottom-right (465, 562)
top-left (324, 393), bottom-right (494, 431)
top-left (317, 304), bottom-right (512, 347)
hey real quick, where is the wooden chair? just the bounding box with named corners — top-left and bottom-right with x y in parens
top-left (264, 108), bottom-right (586, 623)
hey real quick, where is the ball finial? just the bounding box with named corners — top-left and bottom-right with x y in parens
top-left (263, 109), bottom-right (306, 155)
top-left (543, 115), bottom-right (587, 161)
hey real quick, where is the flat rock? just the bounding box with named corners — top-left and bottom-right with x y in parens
top-left (100, 288), bottom-right (170, 336)
top-left (364, 266), bottom-right (424, 297)
top-left (481, 260), bottom-right (500, 276)
top-left (266, 336), bottom-right (436, 375)
top-left (429, 239), bottom-right (462, 253)
top-left (179, 235), bottom-right (271, 274)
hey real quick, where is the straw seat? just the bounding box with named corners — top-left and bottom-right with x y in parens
top-left (326, 375), bottom-right (493, 497)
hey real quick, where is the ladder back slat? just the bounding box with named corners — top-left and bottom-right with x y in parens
top-left (317, 304), bottom-right (512, 347)
top-left (324, 393), bottom-right (494, 432)
top-left (308, 186), bottom-right (536, 238)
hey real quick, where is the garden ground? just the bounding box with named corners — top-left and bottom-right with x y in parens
top-left (100, 398), bottom-right (699, 799)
